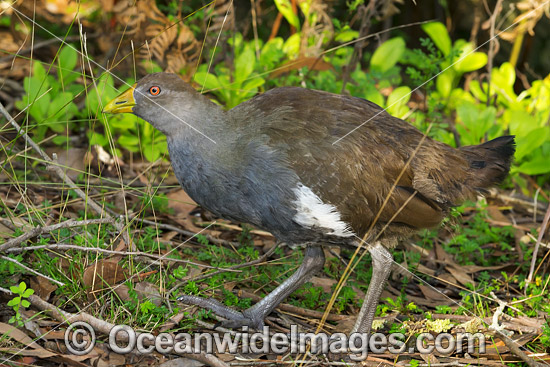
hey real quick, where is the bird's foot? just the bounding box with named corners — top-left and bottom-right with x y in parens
top-left (177, 295), bottom-right (265, 330)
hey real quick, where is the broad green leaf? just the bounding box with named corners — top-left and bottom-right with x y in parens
top-left (193, 72), bottom-right (220, 91)
top-left (260, 38), bottom-right (285, 70)
top-left (436, 70), bottom-right (455, 98)
top-left (48, 92), bottom-right (77, 126)
top-left (58, 45), bottom-right (79, 85)
top-left (364, 88), bottom-right (384, 107)
top-left (242, 77), bottom-right (265, 92)
top-left (456, 102), bottom-right (496, 145)
top-left (454, 52), bottom-right (487, 73)
top-left (235, 45), bottom-right (255, 83)
top-left (370, 37), bottom-right (405, 73)
top-left (283, 33), bottom-right (301, 58)
top-left (274, 0), bottom-right (300, 29)
top-left (386, 86), bottom-right (411, 117)
top-left (335, 27), bottom-right (359, 43)
top-left (468, 80), bottom-right (487, 102)
top-left (22, 289), bottom-right (34, 297)
top-left (87, 131), bottom-right (109, 147)
top-left (518, 155), bottom-right (550, 175)
top-left (515, 126), bottom-right (549, 160)
top-left (32, 61), bottom-right (47, 83)
top-left (507, 109), bottom-right (539, 137)
top-left (118, 134), bottom-right (140, 152)
top-left (422, 22), bottom-right (451, 56)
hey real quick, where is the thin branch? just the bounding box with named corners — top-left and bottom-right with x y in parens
top-left (6, 242), bottom-right (241, 271)
top-left (0, 287), bottom-right (229, 367)
top-left (527, 201), bottom-right (550, 285)
top-left (0, 255), bottom-right (64, 286)
top-left (0, 218), bottom-right (115, 252)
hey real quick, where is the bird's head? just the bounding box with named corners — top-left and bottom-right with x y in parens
top-left (103, 72), bottom-right (219, 136)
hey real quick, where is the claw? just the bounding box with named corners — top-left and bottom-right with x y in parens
top-left (178, 295), bottom-right (265, 330)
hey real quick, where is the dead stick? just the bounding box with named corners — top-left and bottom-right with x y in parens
top-left (7, 242), bottom-right (241, 271)
top-left (0, 218), bottom-right (114, 252)
top-left (0, 287), bottom-right (229, 367)
top-left (527, 201), bottom-right (550, 285)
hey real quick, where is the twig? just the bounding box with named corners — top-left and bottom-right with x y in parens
top-left (6, 242), bottom-right (242, 271)
top-left (0, 287), bottom-right (229, 367)
top-left (489, 292), bottom-right (544, 367)
top-left (0, 101), bottom-right (129, 244)
top-left (0, 255), bottom-right (64, 286)
top-left (0, 218), bottom-right (115, 252)
top-left (340, 0), bottom-right (377, 93)
top-left (527, 202), bottom-right (550, 285)
top-left (486, 0), bottom-right (503, 108)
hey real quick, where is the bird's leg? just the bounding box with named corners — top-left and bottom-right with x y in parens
top-left (351, 242), bottom-right (393, 337)
top-left (178, 245), bottom-right (325, 329)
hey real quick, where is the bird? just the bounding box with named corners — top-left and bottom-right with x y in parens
top-left (103, 72), bottom-right (514, 343)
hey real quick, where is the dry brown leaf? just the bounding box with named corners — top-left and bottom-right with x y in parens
top-left (310, 276), bottom-right (336, 293)
top-left (270, 57), bottom-right (333, 78)
top-left (82, 260), bottom-right (127, 298)
top-left (135, 281), bottom-right (162, 306)
top-left (46, 147), bottom-right (87, 181)
top-left (446, 265), bottom-right (475, 287)
top-left (486, 205), bottom-right (510, 223)
top-left (29, 276), bottom-right (57, 301)
top-left (417, 284), bottom-right (449, 302)
top-left (113, 284), bottom-right (131, 303)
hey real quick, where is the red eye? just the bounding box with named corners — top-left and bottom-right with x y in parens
top-left (149, 86), bottom-right (161, 95)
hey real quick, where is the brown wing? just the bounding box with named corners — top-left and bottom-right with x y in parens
top-left (230, 87), bottom-right (476, 238)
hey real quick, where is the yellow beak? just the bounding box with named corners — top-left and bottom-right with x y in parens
top-left (102, 84), bottom-right (137, 114)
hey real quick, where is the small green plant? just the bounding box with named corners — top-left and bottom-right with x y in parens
top-left (194, 34), bottom-right (266, 109)
top-left (7, 282), bottom-right (34, 327)
top-left (15, 47), bottom-right (81, 145)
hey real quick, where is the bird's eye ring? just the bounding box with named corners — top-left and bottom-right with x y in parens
top-left (149, 86), bottom-right (161, 96)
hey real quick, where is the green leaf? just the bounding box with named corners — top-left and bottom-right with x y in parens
top-left (193, 72), bottom-right (220, 91)
top-left (7, 298), bottom-right (18, 306)
top-left (515, 127), bottom-right (550, 161)
top-left (283, 33), bottom-right (301, 58)
top-left (242, 77), bottom-right (265, 92)
top-left (436, 70), bottom-right (455, 98)
top-left (370, 37), bottom-right (406, 73)
top-left (456, 102), bottom-right (496, 145)
top-left (58, 45), bottom-right (79, 85)
top-left (87, 132), bottom-right (109, 147)
top-left (234, 45), bottom-right (255, 83)
top-left (118, 134), bottom-right (140, 148)
top-left (21, 300), bottom-right (30, 308)
top-left (422, 22), bottom-right (451, 56)
top-left (335, 27), bottom-right (359, 43)
top-left (52, 135), bottom-right (69, 146)
top-left (518, 155), bottom-right (550, 175)
top-left (22, 288), bottom-right (34, 298)
top-left (47, 92), bottom-right (77, 125)
top-left (454, 52), bottom-right (487, 73)
top-left (274, 0), bottom-right (300, 29)
top-left (386, 86), bottom-right (411, 117)
top-left (19, 282), bottom-right (26, 292)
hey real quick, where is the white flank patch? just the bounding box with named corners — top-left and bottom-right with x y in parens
top-left (292, 184), bottom-right (355, 237)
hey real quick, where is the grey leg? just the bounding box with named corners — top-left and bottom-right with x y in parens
top-left (178, 245), bottom-right (325, 329)
top-left (351, 242), bottom-right (393, 335)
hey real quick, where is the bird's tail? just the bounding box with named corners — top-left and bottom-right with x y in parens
top-left (460, 135), bottom-right (516, 189)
